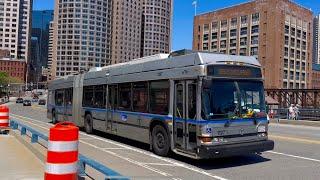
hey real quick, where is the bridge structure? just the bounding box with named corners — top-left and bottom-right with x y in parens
top-left (265, 89), bottom-right (320, 109)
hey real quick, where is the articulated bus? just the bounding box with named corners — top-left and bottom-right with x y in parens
top-left (48, 51), bottom-right (274, 159)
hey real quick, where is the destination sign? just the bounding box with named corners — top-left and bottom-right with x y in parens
top-left (207, 65), bottom-right (262, 78)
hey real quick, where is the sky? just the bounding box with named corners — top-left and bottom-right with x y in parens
top-left (34, 0), bottom-right (320, 51)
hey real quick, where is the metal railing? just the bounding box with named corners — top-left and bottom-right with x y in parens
top-left (10, 120), bottom-right (129, 180)
top-left (269, 108), bottom-right (320, 121)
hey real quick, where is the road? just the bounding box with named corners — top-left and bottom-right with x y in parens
top-left (7, 102), bottom-right (320, 180)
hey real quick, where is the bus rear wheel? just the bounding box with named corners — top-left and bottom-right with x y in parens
top-left (152, 125), bottom-right (170, 156)
top-left (85, 114), bottom-right (93, 134)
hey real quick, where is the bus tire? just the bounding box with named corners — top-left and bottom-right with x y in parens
top-left (85, 114), bottom-right (93, 134)
top-left (152, 125), bottom-right (170, 157)
top-left (52, 110), bottom-right (57, 124)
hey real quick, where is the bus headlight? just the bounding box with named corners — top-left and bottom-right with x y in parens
top-left (257, 125), bottom-right (266, 133)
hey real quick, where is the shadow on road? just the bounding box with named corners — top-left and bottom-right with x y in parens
top-left (90, 129), bottom-right (271, 170)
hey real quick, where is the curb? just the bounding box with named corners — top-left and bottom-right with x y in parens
top-left (270, 119), bottom-right (320, 127)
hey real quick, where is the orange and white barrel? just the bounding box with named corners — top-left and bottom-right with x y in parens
top-left (0, 105), bottom-right (9, 128)
top-left (45, 122), bottom-right (79, 180)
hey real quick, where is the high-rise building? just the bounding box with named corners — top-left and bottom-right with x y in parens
top-left (193, 0), bottom-right (313, 89)
top-left (141, 0), bottom-right (173, 57)
top-left (30, 10), bottom-right (54, 83)
top-left (48, 21), bottom-right (54, 81)
top-left (111, 0), bottom-right (142, 64)
top-left (31, 11), bottom-right (54, 67)
top-left (0, 0), bottom-right (33, 61)
top-left (313, 15), bottom-right (320, 64)
top-left (52, 0), bottom-right (173, 78)
top-left (52, 0), bottom-right (112, 78)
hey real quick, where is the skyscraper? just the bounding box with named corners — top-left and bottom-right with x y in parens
top-left (0, 0), bottom-right (33, 61)
top-left (52, 0), bottom-right (112, 78)
top-left (48, 21), bottom-right (54, 81)
top-left (30, 10), bottom-right (54, 82)
top-left (313, 15), bottom-right (320, 64)
top-left (141, 0), bottom-right (173, 57)
top-left (193, 0), bottom-right (313, 89)
top-left (111, 0), bottom-right (143, 64)
top-left (52, 0), bottom-right (173, 79)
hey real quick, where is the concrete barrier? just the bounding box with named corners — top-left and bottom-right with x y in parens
top-left (270, 118), bottom-right (320, 127)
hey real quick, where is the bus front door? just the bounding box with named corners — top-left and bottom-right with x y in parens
top-left (174, 80), bottom-right (197, 151)
top-left (107, 85), bottom-right (117, 133)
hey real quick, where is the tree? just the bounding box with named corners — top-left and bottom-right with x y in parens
top-left (0, 71), bottom-right (9, 85)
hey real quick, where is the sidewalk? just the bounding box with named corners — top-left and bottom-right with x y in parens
top-left (270, 118), bottom-right (320, 127)
top-left (0, 133), bottom-right (43, 179)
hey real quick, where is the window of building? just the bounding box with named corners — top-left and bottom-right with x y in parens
top-left (284, 47), bottom-right (289, 57)
top-left (229, 49), bottom-right (236, 55)
top-left (240, 37), bottom-right (247, 46)
top-left (212, 21), bottom-right (218, 29)
top-left (240, 48), bottom-right (247, 56)
top-left (285, 25), bottom-right (289, 34)
top-left (203, 24), bottom-right (209, 32)
top-left (230, 39), bottom-right (237, 47)
top-left (231, 17), bottom-right (237, 26)
top-left (252, 13), bottom-right (260, 22)
top-left (203, 43), bottom-right (209, 50)
top-left (203, 34), bottom-right (209, 41)
top-left (285, 36), bottom-right (289, 45)
top-left (241, 15), bottom-right (248, 24)
top-left (221, 20), bottom-right (227, 28)
top-left (284, 70), bottom-right (288, 79)
top-left (290, 60), bottom-right (294, 69)
top-left (150, 81), bottom-right (169, 115)
top-left (230, 29), bottom-right (237, 37)
top-left (220, 40), bottom-right (226, 48)
top-left (251, 25), bottom-right (259, 34)
top-left (211, 41), bottom-right (218, 49)
top-left (240, 27), bottom-right (247, 35)
top-left (290, 37), bottom-right (295, 47)
top-left (290, 49), bottom-right (295, 58)
top-left (291, 27), bottom-right (296, 36)
top-left (211, 32), bottom-right (217, 40)
top-left (290, 71), bottom-right (294, 80)
top-left (250, 47), bottom-right (258, 56)
top-left (284, 59), bottom-right (288, 68)
top-left (251, 36), bottom-right (259, 45)
top-left (221, 31), bottom-right (227, 38)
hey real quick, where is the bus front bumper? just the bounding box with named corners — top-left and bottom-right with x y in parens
top-left (198, 140), bottom-right (274, 159)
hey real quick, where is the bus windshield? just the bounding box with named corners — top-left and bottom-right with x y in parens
top-left (202, 80), bottom-right (266, 120)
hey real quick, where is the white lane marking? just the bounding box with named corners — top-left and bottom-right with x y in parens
top-left (102, 147), bottom-right (128, 150)
top-left (10, 115), bottom-right (172, 177)
top-left (267, 151), bottom-right (320, 163)
top-left (80, 140), bottom-right (172, 177)
top-left (141, 163), bottom-right (178, 167)
top-left (10, 114), bottom-right (227, 180)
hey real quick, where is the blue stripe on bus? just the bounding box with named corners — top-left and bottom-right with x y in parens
top-left (81, 107), bottom-right (268, 125)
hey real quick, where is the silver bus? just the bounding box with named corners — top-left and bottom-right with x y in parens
top-left (48, 51), bottom-right (274, 159)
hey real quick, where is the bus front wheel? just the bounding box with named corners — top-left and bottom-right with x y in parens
top-left (85, 114), bottom-right (93, 134)
top-left (152, 125), bottom-right (170, 156)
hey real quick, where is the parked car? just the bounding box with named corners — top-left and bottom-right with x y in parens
top-left (32, 97), bottom-right (39, 102)
top-left (38, 99), bottom-right (46, 105)
top-left (16, 98), bottom-right (24, 103)
top-left (23, 100), bottom-right (32, 106)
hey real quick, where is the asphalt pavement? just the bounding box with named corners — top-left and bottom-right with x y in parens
top-left (6, 102), bottom-right (320, 180)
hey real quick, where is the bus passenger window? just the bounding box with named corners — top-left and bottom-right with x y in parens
top-left (133, 82), bottom-right (148, 113)
top-left (83, 86), bottom-right (94, 107)
top-left (119, 83), bottom-right (132, 111)
top-left (188, 84), bottom-right (197, 119)
top-left (150, 81), bottom-right (169, 115)
top-left (94, 85), bottom-right (105, 108)
top-left (55, 90), bottom-right (64, 106)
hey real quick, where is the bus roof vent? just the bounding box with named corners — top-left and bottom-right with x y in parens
top-left (130, 53), bottom-right (169, 63)
top-left (89, 67), bottom-right (102, 72)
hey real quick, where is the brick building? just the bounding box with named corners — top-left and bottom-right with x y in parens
top-left (193, 0), bottom-right (313, 89)
top-left (0, 59), bottom-right (26, 82)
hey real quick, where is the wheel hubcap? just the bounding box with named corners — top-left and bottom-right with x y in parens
top-left (156, 133), bottom-right (165, 149)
